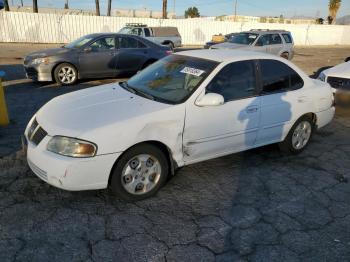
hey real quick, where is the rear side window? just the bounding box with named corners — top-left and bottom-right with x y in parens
top-left (282, 33), bottom-right (293, 43)
top-left (259, 59), bottom-right (303, 94)
top-left (270, 34), bottom-right (282, 44)
top-left (206, 60), bottom-right (257, 102)
top-left (144, 28), bottom-right (151, 37)
top-left (118, 37), bottom-right (147, 49)
top-left (256, 35), bottom-right (270, 46)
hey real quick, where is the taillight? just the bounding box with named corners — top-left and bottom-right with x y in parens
top-left (165, 50), bottom-right (173, 55)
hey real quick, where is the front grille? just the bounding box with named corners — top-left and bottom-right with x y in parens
top-left (31, 127), bottom-right (47, 145)
top-left (28, 159), bottom-right (48, 181)
top-left (327, 76), bottom-right (350, 90)
top-left (27, 118), bottom-right (47, 146)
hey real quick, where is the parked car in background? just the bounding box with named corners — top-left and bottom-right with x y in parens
top-left (204, 33), bottom-right (237, 49)
top-left (118, 23), bottom-right (182, 49)
top-left (23, 33), bottom-right (171, 86)
top-left (26, 50), bottom-right (334, 201)
top-left (318, 59), bottom-right (350, 106)
top-left (318, 59), bottom-right (350, 93)
top-left (210, 29), bottom-right (295, 60)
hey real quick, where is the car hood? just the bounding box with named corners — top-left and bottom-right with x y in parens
top-left (26, 48), bottom-right (72, 59)
top-left (210, 42), bottom-right (250, 49)
top-left (323, 62), bottom-right (350, 78)
top-left (36, 83), bottom-right (171, 138)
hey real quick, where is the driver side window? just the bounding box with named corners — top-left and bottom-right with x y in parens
top-left (90, 37), bottom-right (115, 51)
top-left (206, 60), bottom-right (257, 102)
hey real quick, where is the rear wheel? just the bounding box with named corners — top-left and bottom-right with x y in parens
top-left (110, 144), bottom-right (169, 201)
top-left (280, 52), bottom-right (289, 60)
top-left (54, 63), bottom-right (78, 86)
top-left (279, 115), bottom-right (314, 154)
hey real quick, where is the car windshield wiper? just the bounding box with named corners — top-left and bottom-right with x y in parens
top-left (120, 82), bottom-right (155, 101)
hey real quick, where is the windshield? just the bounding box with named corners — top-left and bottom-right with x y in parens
top-left (124, 55), bottom-right (219, 104)
top-left (229, 33), bottom-right (258, 45)
top-left (119, 27), bottom-right (132, 34)
top-left (64, 35), bottom-right (95, 49)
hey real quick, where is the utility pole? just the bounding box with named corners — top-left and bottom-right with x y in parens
top-left (64, 0), bottom-right (69, 9)
top-left (20, 0), bottom-right (23, 6)
top-left (162, 0), bottom-right (167, 19)
top-left (234, 0), bottom-right (237, 22)
top-left (172, 0), bottom-right (175, 18)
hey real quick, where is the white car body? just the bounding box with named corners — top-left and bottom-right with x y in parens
top-left (319, 61), bottom-right (350, 94)
top-left (26, 50), bottom-right (335, 192)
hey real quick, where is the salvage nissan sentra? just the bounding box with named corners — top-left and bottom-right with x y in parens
top-left (26, 50), bottom-right (335, 201)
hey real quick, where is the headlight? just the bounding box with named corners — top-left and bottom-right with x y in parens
top-left (318, 72), bottom-right (326, 82)
top-left (47, 136), bottom-right (97, 158)
top-left (31, 57), bottom-right (50, 65)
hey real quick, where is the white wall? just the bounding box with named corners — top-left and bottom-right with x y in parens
top-left (1, 11), bottom-right (350, 46)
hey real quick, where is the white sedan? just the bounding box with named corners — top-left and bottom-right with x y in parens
top-left (318, 59), bottom-right (350, 93)
top-left (26, 50), bottom-right (335, 201)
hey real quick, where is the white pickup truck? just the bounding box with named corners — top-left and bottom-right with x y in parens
top-left (118, 23), bottom-right (182, 49)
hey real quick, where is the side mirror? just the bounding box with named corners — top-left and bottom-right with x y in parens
top-left (195, 93), bottom-right (224, 107)
top-left (83, 46), bottom-right (92, 52)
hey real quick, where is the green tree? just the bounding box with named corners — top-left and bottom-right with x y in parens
top-left (316, 17), bottom-right (324, 24)
top-left (185, 7), bottom-right (200, 18)
top-left (329, 0), bottom-right (341, 24)
top-left (95, 0), bottom-right (100, 16)
top-left (4, 0), bottom-right (9, 11)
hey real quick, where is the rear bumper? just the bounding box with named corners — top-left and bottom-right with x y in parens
top-left (316, 107), bottom-right (335, 129)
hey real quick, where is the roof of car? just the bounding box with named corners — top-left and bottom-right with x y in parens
top-left (175, 49), bottom-right (278, 63)
top-left (244, 29), bottom-right (291, 34)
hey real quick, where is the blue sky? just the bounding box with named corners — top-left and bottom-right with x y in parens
top-left (19, 0), bottom-right (350, 18)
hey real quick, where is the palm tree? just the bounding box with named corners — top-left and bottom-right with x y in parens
top-left (329, 0), bottom-right (341, 24)
top-left (107, 0), bottom-right (112, 16)
top-left (162, 0), bottom-right (167, 19)
top-left (95, 0), bottom-right (100, 16)
top-left (33, 0), bottom-right (38, 13)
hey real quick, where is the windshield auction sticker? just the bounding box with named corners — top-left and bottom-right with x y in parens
top-left (180, 67), bottom-right (205, 77)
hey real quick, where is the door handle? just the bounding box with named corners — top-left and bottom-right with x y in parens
top-left (297, 96), bottom-right (307, 103)
top-left (246, 106), bottom-right (258, 113)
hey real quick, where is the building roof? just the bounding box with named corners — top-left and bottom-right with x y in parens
top-left (175, 49), bottom-right (277, 63)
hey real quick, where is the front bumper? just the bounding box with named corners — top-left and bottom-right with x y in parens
top-left (26, 135), bottom-right (121, 191)
top-left (23, 63), bottom-right (54, 82)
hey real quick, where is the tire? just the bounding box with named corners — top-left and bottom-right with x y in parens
top-left (279, 115), bottom-right (314, 154)
top-left (54, 63), bottom-right (78, 86)
top-left (166, 42), bottom-right (174, 51)
top-left (110, 144), bottom-right (169, 201)
top-left (280, 52), bottom-right (289, 60)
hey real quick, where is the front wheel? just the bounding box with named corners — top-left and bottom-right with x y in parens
top-left (279, 116), bottom-right (314, 154)
top-left (110, 144), bottom-right (169, 201)
top-left (54, 63), bottom-right (78, 86)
